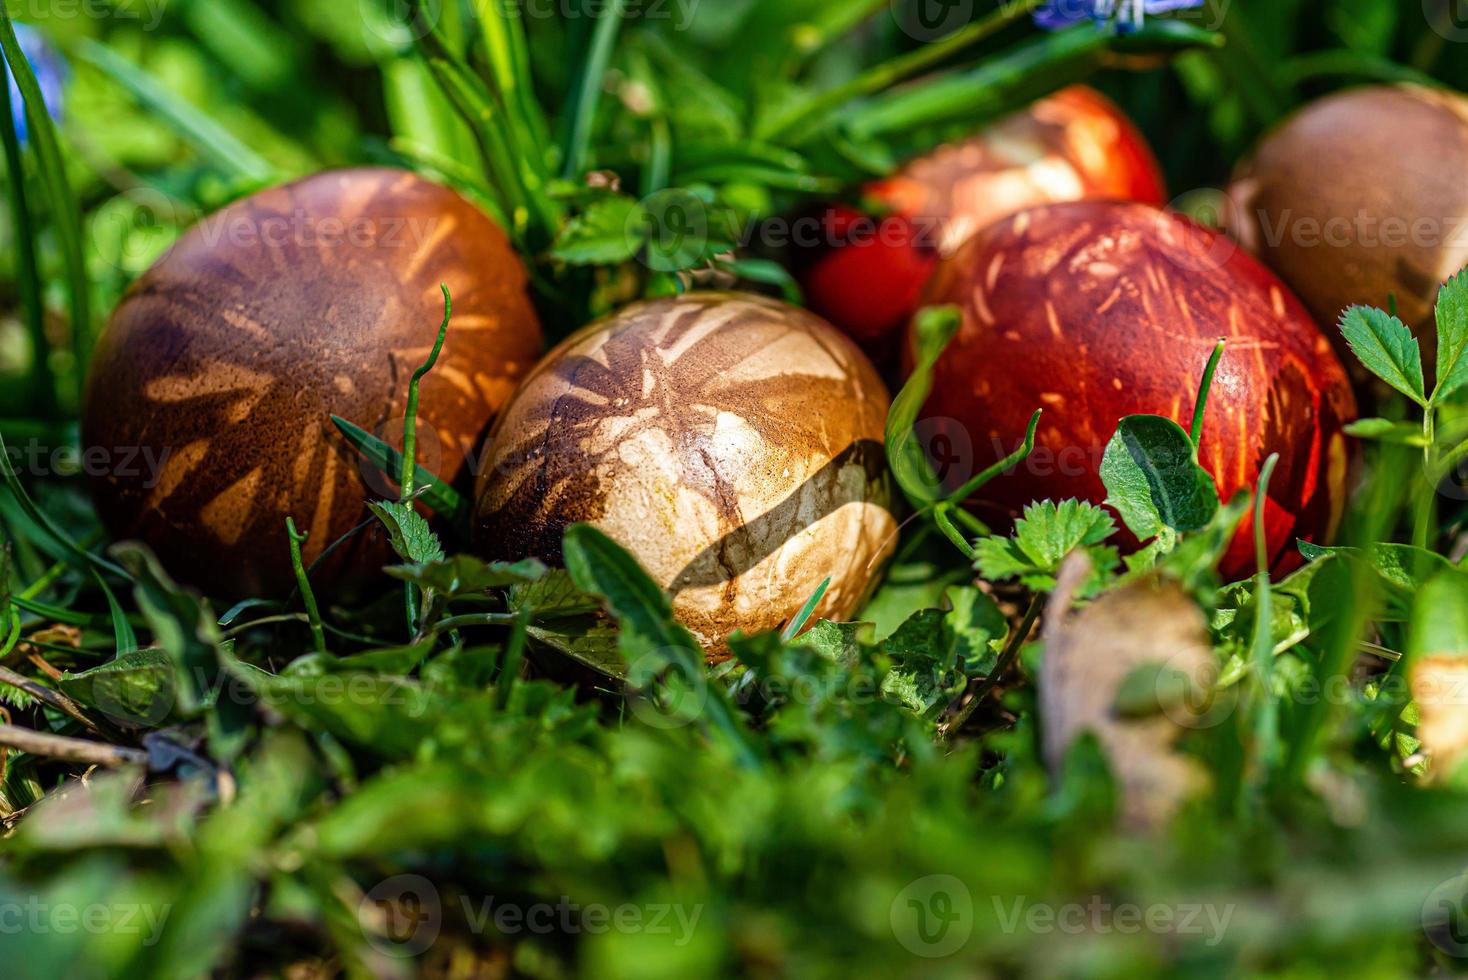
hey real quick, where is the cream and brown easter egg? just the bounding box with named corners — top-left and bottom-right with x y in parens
top-left (83, 168), bottom-right (543, 598)
top-left (473, 292), bottom-right (897, 655)
top-left (915, 201), bottom-right (1356, 578)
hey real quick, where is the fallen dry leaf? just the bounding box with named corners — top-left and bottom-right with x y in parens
top-left (1411, 656), bottom-right (1468, 781)
top-left (1039, 552), bottom-right (1215, 830)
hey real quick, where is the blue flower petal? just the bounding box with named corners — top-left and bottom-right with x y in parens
top-left (5, 24), bottom-right (67, 146)
top-left (1033, 1), bottom-right (1098, 29)
top-left (1142, 0), bottom-right (1206, 10)
top-left (1034, 0), bottom-right (1204, 31)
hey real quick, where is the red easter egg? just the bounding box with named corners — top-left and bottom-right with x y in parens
top-left (800, 86), bottom-right (1167, 354)
top-left (915, 200), bottom-right (1356, 579)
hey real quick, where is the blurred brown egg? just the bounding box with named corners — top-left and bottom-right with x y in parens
top-left (801, 85), bottom-right (1167, 352)
top-left (83, 168), bottom-right (543, 598)
top-left (916, 201), bottom-right (1356, 579)
top-left (1225, 84), bottom-right (1468, 332)
top-left (474, 292), bottom-right (896, 656)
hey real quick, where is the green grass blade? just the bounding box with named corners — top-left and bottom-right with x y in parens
top-left (843, 21), bottom-right (1220, 141)
top-left (0, 63), bottom-right (54, 417)
top-left (563, 523), bottom-right (762, 771)
top-left (757, 0), bottom-right (1041, 143)
top-left (781, 577), bottom-right (830, 643)
top-left (399, 286), bottom-right (452, 499)
top-left (96, 568), bottom-right (138, 654)
top-left (328, 415), bottom-right (469, 533)
top-left (1248, 454), bottom-right (1279, 784)
top-left (71, 38), bottom-right (276, 184)
top-left (0, 12), bottom-right (91, 396)
top-left (561, 0), bottom-right (628, 179)
top-left (471, 0), bottom-right (552, 153)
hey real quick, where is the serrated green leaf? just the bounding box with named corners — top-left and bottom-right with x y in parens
top-left (527, 622), bottom-right (628, 680)
top-left (790, 619), bottom-right (867, 665)
top-left (285, 640), bottom-right (437, 677)
top-left (1434, 266), bottom-right (1468, 403)
top-left (973, 536), bottom-right (1033, 583)
top-left (976, 500), bottom-right (1118, 593)
top-left (59, 649), bottom-right (177, 728)
top-left (1014, 500), bottom-right (1117, 571)
top-left (367, 500), bottom-right (445, 565)
top-left (1300, 541), bottom-right (1452, 596)
top-left (1339, 305), bottom-right (1425, 405)
top-left (550, 195), bottom-right (643, 265)
top-left (330, 415), bottom-right (468, 530)
top-left (879, 608), bottom-right (964, 717)
top-left (1101, 415), bottom-right (1220, 540)
top-left (945, 586), bottom-right (1006, 677)
top-left (510, 570), bottom-right (603, 620)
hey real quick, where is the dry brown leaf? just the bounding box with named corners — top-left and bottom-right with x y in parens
top-left (1039, 552), bottom-right (1214, 830)
top-left (1411, 656), bottom-right (1468, 780)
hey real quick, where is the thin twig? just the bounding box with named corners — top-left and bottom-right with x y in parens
top-left (0, 723), bottom-right (145, 767)
top-left (0, 664), bottom-right (101, 734)
top-left (939, 593), bottom-right (1044, 740)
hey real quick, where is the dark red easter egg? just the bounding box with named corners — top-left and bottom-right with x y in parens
top-left (801, 86), bottom-right (1167, 355)
top-left (915, 200), bottom-right (1356, 578)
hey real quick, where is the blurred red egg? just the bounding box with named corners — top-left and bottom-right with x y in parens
top-left (914, 200), bottom-right (1356, 579)
top-left (799, 86), bottom-right (1168, 355)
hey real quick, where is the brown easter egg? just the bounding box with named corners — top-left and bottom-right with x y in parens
top-left (473, 292), bottom-right (897, 656)
top-left (83, 168), bottom-right (543, 598)
top-left (1225, 85), bottom-right (1468, 332)
top-left (916, 200), bottom-right (1356, 578)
